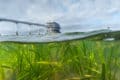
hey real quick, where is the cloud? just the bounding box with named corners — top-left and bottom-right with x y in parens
top-left (0, 0), bottom-right (120, 33)
top-left (25, 0), bottom-right (120, 25)
top-left (0, 0), bottom-right (30, 19)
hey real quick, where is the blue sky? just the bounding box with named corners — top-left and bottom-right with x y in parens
top-left (0, 0), bottom-right (120, 33)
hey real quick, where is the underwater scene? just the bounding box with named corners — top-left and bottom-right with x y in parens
top-left (0, 39), bottom-right (120, 80)
top-left (0, 11), bottom-right (120, 80)
top-left (1, 0), bottom-right (120, 80)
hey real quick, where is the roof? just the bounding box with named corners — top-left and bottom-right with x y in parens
top-left (46, 22), bottom-right (61, 29)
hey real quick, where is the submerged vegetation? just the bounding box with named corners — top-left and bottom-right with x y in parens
top-left (0, 40), bottom-right (120, 80)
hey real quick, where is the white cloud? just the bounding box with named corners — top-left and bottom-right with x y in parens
top-left (0, 0), bottom-right (120, 32)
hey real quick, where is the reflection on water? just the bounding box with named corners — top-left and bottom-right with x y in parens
top-left (0, 28), bottom-right (120, 43)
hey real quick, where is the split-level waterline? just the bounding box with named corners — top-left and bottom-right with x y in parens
top-left (0, 18), bottom-right (120, 43)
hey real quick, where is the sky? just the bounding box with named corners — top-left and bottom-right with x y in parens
top-left (0, 0), bottom-right (120, 34)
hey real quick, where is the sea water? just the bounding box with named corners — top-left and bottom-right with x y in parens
top-left (0, 28), bottom-right (120, 43)
top-left (0, 29), bottom-right (120, 80)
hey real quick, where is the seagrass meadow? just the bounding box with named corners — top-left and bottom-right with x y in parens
top-left (0, 40), bottom-right (120, 80)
